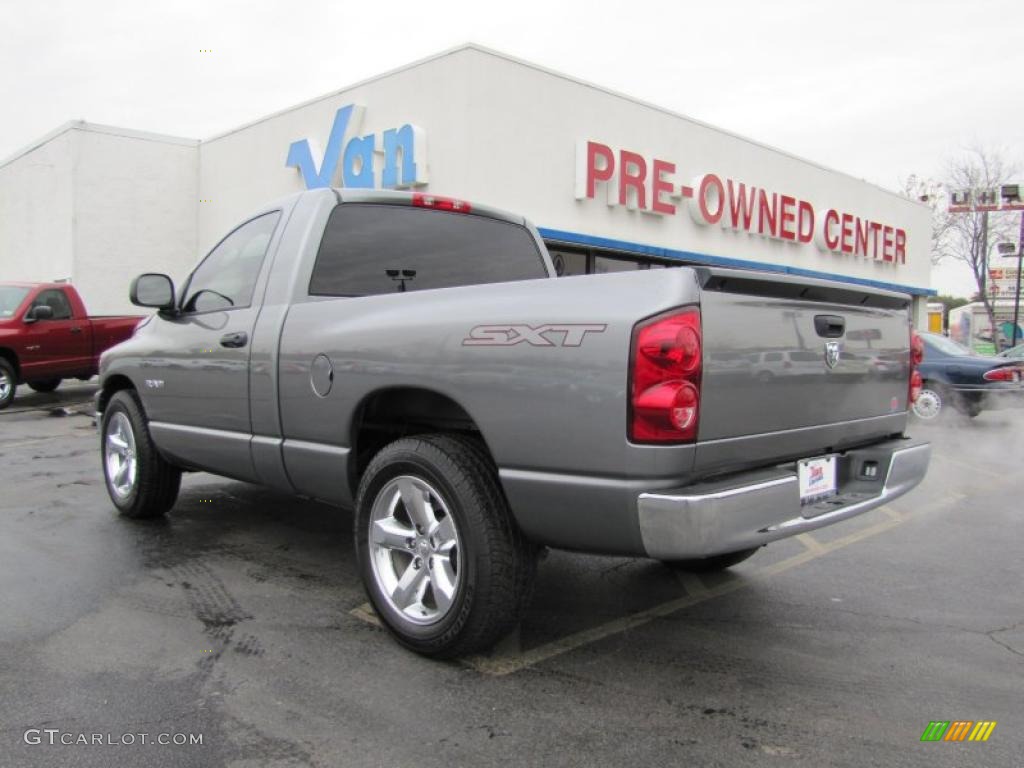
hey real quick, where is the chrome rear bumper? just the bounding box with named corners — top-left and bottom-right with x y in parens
top-left (637, 438), bottom-right (930, 560)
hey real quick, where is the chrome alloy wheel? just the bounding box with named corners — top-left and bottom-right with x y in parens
top-left (104, 411), bottom-right (138, 499)
top-left (912, 387), bottom-right (942, 420)
top-left (368, 475), bottom-right (462, 625)
top-left (0, 369), bottom-right (12, 401)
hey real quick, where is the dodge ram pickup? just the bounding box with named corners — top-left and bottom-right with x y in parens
top-left (0, 282), bottom-right (140, 409)
top-left (96, 188), bottom-right (931, 657)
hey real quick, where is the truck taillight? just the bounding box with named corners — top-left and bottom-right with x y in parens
top-left (910, 331), bottom-right (924, 366)
top-left (412, 193), bottom-right (472, 214)
top-left (629, 307), bottom-right (701, 443)
top-left (910, 370), bottom-right (923, 401)
top-left (909, 329), bottom-right (924, 405)
top-left (983, 367), bottom-right (1020, 382)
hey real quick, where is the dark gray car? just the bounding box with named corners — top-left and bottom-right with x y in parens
top-left (96, 188), bottom-right (930, 657)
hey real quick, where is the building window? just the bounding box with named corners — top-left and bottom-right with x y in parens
top-left (550, 250), bottom-right (588, 277)
top-left (594, 255), bottom-right (644, 273)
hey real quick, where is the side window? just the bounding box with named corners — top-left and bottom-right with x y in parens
top-left (33, 289), bottom-right (73, 320)
top-left (183, 212), bottom-right (280, 313)
top-left (309, 204), bottom-right (547, 297)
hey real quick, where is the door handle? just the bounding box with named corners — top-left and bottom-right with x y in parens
top-left (70, 327), bottom-right (82, 334)
top-left (220, 331), bottom-right (248, 348)
top-left (814, 315), bottom-right (845, 338)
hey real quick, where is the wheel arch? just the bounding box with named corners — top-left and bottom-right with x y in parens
top-left (97, 374), bottom-right (138, 416)
top-left (348, 386), bottom-right (495, 494)
top-left (0, 347), bottom-right (20, 380)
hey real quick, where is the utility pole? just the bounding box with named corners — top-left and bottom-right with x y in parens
top-left (980, 211), bottom-right (989, 297)
top-left (1012, 212), bottom-right (1024, 347)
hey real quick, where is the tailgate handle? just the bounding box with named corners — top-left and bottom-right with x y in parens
top-left (814, 315), bottom-right (845, 338)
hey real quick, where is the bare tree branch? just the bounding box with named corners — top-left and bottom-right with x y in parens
top-left (943, 146), bottom-right (1019, 345)
top-left (901, 174), bottom-right (953, 266)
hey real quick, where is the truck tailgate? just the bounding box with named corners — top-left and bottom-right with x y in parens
top-left (695, 268), bottom-right (912, 474)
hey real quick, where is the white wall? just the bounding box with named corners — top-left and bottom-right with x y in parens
top-left (0, 128), bottom-right (75, 285)
top-left (72, 127), bottom-right (198, 314)
top-left (197, 45), bottom-right (932, 297)
top-left (0, 124), bottom-right (198, 315)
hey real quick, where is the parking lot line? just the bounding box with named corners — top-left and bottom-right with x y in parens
top-left (464, 492), bottom-right (969, 676)
top-left (931, 453), bottom-right (1004, 479)
top-left (675, 571), bottom-right (710, 596)
top-left (796, 533), bottom-right (826, 553)
top-left (350, 603), bottom-right (382, 627)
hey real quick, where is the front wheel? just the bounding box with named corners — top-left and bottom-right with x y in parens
top-left (0, 358), bottom-right (16, 410)
top-left (355, 435), bottom-right (536, 658)
top-left (101, 390), bottom-right (181, 518)
top-left (28, 379), bottom-right (61, 393)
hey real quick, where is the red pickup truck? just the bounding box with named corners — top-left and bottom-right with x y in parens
top-left (0, 283), bottom-right (141, 409)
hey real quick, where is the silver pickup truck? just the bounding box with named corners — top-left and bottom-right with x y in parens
top-left (97, 188), bottom-right (930, 657)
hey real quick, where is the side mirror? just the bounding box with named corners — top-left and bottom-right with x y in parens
top-left (24, 304), bottom-right (54, 323)
top-left (130, 273), bottom-right (176, 311)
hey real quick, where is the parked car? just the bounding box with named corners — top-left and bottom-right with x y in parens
top-left (912, 332), bottom-right (1024, 420)
top-left (96, 188), bottom-right (930, 658)
top-left (0, 282), bottom-right (141, 409)
top-left (996, 343), bottom-right (1024, 361)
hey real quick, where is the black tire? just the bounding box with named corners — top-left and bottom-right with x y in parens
top-left (28, 378), bottom-right (61, 393)
top-left (101, 390), bottom-right (181, 519)
top-left (354, 434), bottom-right (537, 658)
top-left (663, 547), bottom-right (760, 573)
top-left (0, 358), bottom-right (16, 410)
top-left (952, 395), bottom-right (983, 419)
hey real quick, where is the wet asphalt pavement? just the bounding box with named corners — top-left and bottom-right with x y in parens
top-left (1, 382), bottom-right (1022, 767)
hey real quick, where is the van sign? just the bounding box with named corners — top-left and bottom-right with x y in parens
top-left (286, 104), bottom-right (428, 190)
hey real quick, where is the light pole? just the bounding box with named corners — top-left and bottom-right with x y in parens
top-left (1012, 213), bottom-right (1024, 347)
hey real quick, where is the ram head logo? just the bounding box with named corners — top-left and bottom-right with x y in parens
top-left (824, 341), bottom-right (841, 369)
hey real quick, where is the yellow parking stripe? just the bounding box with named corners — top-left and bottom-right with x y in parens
top-left (463, 490), bottom-right (972, 676)
top-left (796, 533), bottom-right (826, 552)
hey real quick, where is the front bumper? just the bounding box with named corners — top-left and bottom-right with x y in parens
top-left (637, 438), bottom-right (930, 560)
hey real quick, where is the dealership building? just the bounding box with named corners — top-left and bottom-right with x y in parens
top-left (0, 44), bottom-right (933, 318)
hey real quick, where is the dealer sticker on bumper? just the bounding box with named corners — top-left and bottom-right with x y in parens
top-left (798, 455), bottom-right (837, 503)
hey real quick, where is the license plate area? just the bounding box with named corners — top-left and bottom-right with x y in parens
top-left (798, 455), bottom-right (838, 504)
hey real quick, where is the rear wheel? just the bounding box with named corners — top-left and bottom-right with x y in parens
top-left (28, 379), bottom-right (61, 393)
top-left (0, 358), bottom-right (16, 410)
top-left (101, 390), bottom-right (181, 519)
top-left (662, 547), bottom-right (760, 573)
top-left (953, 396), bottom-right (983, 418)
top-left (911, 382), bottom-right (943, 421)
top-left (355, 434), bottom-right (536, 658)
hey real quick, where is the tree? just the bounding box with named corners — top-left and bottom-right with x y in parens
top-left (943, 147), bottom-right (1019, 346)
top-left (901, 174), bottom-right (953, 266)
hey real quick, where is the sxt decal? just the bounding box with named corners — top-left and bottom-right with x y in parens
top-left (463, 324), bottom-right (607, 347)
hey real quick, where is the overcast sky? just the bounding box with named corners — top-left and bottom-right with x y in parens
top-left (2, 0), bottom-right (1021, 296)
